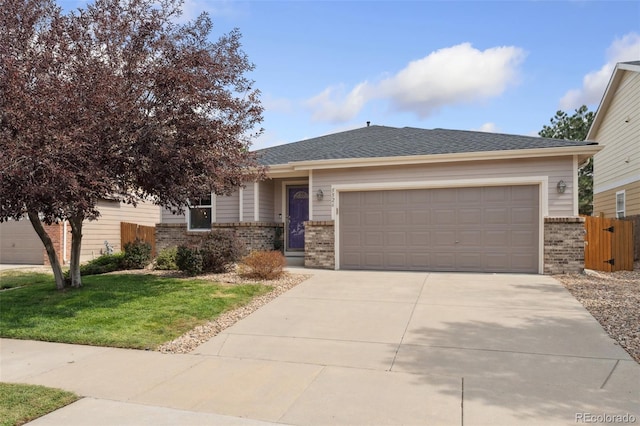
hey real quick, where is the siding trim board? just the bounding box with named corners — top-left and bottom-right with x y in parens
top-left (333, 176), bottom-right (548, 273)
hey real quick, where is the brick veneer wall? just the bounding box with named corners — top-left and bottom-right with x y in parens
top-left (155, 222), bottom-right (283, 254)
top-left (212, 222), bottom-right (282, 254)
top-left (43, 222), bottom-right (72, 266)
top-left (544, 217), bottom-right (585, 274)
top-left (304, 221), bottom-right (335, 269)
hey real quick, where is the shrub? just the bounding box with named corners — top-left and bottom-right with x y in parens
top-left (176, 245), bottom-right (203, 276)
top-left (122, 239), bottom-right (152, 269)
top-left (64, 252), bottom-right (125, 279)
top-left (238, 250), bottom-right (286, 280)
top-left (155, 247), bottom-right (178, 270)
top-left (199, 230), bottom-right (244, 273)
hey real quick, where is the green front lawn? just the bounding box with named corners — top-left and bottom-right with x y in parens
top-left (0, 272), bottom-right (271, 349)
top-left (0, 382), bottom-right (78, 426)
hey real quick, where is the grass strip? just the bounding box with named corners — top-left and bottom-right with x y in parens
top-left (0, 382), bottom-right (78, 426)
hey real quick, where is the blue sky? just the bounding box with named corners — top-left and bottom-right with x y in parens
top-left (60, 1), bottom-right (640, 149)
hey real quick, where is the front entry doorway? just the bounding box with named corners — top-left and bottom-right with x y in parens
top-left (286, 186), bottom-right (309, 252)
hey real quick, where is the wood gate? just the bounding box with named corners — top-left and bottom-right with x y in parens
top-left (584, 216), bottom-right (634, 272)
top-left (121, 222), bottom-right (156, 256)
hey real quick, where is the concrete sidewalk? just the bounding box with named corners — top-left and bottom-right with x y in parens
top-left (2, 271), bottom-right (639, 425)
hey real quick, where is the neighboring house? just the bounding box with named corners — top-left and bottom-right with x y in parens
top-left (587, 60), bottom-right (640, 219)
top-left (158, 125), bottom-right (601, 274)
top-left (0, 199), bottom-right (161, 265)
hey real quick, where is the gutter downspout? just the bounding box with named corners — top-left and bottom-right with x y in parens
top-left (63, 220), bottom-right (68, 265)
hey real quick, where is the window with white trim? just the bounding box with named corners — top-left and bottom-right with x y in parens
top-left (615, 190), bottom-right (625, 219)
top-left (188, 194), bottom-right (214, 230)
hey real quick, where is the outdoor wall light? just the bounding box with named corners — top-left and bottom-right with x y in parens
top-left (557, 180), bottom-right (567, 194)
top-left (316, 189), bottom-right (324, 201)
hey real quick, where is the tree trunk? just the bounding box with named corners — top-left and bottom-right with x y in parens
top-left (27, 212), bottom-right (66, 290)
top-left (68, 214), bottom-right (84, 288)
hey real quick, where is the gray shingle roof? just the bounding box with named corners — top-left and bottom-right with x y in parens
top-left (255, 125), bottom-right (597, 166)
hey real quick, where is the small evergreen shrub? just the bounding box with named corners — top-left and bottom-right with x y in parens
top-left (238, 250), bottom-right (286, 280)
top-left (65, 252), bottom-right (125, 279)
top-left (176, 245), bottom-right (203, 276)
top-left (155, 247), bottom-right (178, 270)
top-left (199, 230), bottom-right (244, 273)
top-left (122, 239), bottom-right (152, 269)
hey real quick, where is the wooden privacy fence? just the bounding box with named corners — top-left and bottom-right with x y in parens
top-left (121, 222), bottom-right (156, 256)
top-left (584, 216), bottom-right (634, 272)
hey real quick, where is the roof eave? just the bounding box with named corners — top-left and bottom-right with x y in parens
top-left (264, 145), bottom-right (602, 173)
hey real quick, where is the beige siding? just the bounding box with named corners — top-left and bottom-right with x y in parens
top-left (259, 180), bottom-right (275, 221)
top-left (314, 156), bottom-right (575, 220)
top-left (216, 191), bottom-right (240, 223)
top-left (81, 199), bottom-right (161, 261)
top-left (592, 70), bottom-right (640, 192)
top-left (0, 220), bottom-right (43, 264)
top-left (593, 181), bottom-right (640, 217)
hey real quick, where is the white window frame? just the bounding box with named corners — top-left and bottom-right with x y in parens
top-left (187, 193), bottom-right (216, 231)
top-left (615, 190), bottom-right (625, 219)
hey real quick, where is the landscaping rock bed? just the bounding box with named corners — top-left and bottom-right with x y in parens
top-left (156, 270), bottom-right (311, 354)
top-left (555, 267), bottom-right (640, 364)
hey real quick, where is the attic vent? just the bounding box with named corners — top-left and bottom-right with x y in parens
top-left (366, 121), bottom-right (370, 127)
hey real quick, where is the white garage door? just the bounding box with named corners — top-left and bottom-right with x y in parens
top-left (339, 185), bottom-right (539, 273)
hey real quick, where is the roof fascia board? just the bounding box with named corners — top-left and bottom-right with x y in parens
top-left (279, 145), bottom-right (602, 171)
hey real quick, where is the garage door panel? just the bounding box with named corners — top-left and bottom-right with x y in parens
top-left (339, 186), bottom-right (539, 273)
top-left (409, 210), bottom-right (430, 225)
top-left (409, 232), bottom-right (430, 246)
top-left (512, 207), bottom-right (536, 224)
top-left (459, 208), bottom-right (482, 225)
top-left (512, 230), bottom-right (537, 247)
top-left (364, 253), bottom-right (384, 267)
top-left (433, 209), bottom-right (456, 225)
top-left (364, 211), bottom-right (383, 226)
top-left (386, 211), bottom-right (407, 225)
top-left (386, 232), bottom-right (406, 246)
top-left (457, 230), bottom-right (482, 246)
top-left (364, 191), bottom-right (384, 205)
top-left (434, 231), bottom-right (455, 246)
top-left (485, 207), bottom-right (509, 224)
top-left (485, 230), bottom-right (509, 246)
top-left (364, 232), bottom-right (383, 246)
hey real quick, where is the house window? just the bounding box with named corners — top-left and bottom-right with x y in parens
top-left (188, 194), bottom-right (214, 230)
top-left (615, 191), bottom-right (625, 219)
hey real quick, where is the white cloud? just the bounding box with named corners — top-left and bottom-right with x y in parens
top-left (560, 32), bottom-right (640, 110)
top-left (473, 122), bottom-right (499, 133)
top-left (305, 43), bottom-right (526, 123)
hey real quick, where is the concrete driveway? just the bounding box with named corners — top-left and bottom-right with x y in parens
top-left (2, 270), bottom-right (638, 425)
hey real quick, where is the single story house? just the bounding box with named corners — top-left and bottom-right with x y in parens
top-left (0, 199), bottom-right (161, 265)
top-left (158, 125), bottom-right (601, 274)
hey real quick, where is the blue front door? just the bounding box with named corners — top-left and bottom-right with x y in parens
top-left (287, 186), bottom-right (309, 251)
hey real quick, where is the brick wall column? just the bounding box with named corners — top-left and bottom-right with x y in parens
top-left (304, 221), bottom-right (335, 269)
top-left (42, 222), bottom-right (71, 266)
top-left (544, 217), bottom-right (585, 274)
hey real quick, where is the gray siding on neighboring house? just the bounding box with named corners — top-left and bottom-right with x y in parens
top-left (216, 191), bottom-right (240, 223)
top-left (259, 180), bottom-right (275, 221)
top-left (0, 219), bottom-right (43, 264)
top-left (592, 70), bottom-right (640, 191)
top-left (81, 199), bottom-right (161, 261)
top-left (313, 156), bottom-right (575, 220)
